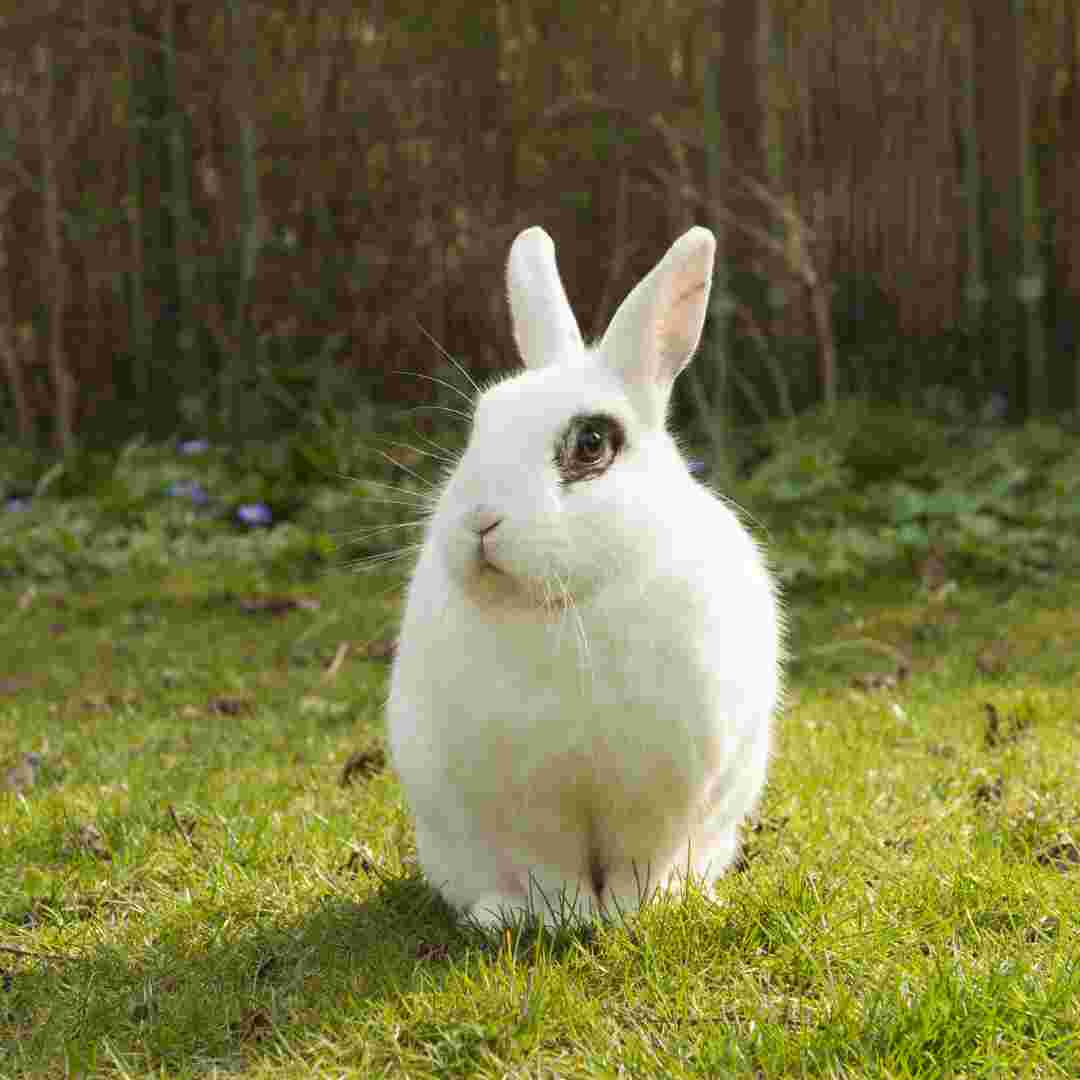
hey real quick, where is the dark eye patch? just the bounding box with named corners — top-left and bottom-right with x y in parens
top-left (556, 414), bottom-right (625, 483)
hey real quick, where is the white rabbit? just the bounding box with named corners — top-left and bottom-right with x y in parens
top-left (388, 226), bottom-right (782, 927)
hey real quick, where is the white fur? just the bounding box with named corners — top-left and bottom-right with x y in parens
top-left (507, 226), bottom-right (584, 370)
top-left (388, 227), bottom-right (782, 927)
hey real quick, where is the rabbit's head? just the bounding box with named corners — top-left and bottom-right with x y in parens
top-left (429, 226), bottom-right (716, 612)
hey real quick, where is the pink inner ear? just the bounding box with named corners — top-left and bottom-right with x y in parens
top-left (595, 227), bottom-right (715, 416)
top-left (655, 267), bottom-right (711, 384)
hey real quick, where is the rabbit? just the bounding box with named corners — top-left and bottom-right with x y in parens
top-left (387, 225), bottom-right (782, 928)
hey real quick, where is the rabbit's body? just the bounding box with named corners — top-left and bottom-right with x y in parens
top-left (388, 228), bottom-right (781, 926)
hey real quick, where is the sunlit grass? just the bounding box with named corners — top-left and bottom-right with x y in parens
top-left (2, 552), bottom-right (1079, 1076)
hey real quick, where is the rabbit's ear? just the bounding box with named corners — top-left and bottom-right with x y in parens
top-left (597, 227), bottom-right (715, 422)
top-left (507, 227), bottom-right (584, 370)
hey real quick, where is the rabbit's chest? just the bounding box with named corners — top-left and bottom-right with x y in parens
top-left (438, 627), bottom-right (723, 808)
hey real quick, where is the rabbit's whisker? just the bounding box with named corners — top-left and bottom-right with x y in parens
top-left (342, 520), bottom-right (428, 543)
top-left (407, 404), bottom-right (473, 424)
top-left (359, 478), bottom-right (438, 503)
top-left (348, 498), bottom-right (433, 514)
top-left (548, 567), bottom-right (590, 677)
top-left (414, 321), bottom-right (483, 397)
top-left (346, 545), bottom-right (423, 573)
top-left (372, 449), bottom-right (438, 489)
top-left (393, 368), bottom-right (476, 412)
top-left (338, 473), bottom-right (435, 504)
top-left (715, 490), bottom-right (773, 545)
top-left (412, 431), bottom-right (462, 464)
top-left (568, 600), bottom-right (591, 677)
top-left (346, 554), bottom-right (413, 569)
top-left (380, 439), bottom-right (458, 466)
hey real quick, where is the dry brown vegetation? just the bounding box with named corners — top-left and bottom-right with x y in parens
top-left (0, 1), bottom-right (1078, 446)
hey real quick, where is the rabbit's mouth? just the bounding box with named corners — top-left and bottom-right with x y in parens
top-left (477, 548), bottom-right (505, 575)
top-left (461, 555), bottom-right (577, 617)
top-left (475, 552), bottom-right (516, 591)
top-left (464, 562), bottom-right (527, 608)
top-left (472, 550), bottom-right (528, 596)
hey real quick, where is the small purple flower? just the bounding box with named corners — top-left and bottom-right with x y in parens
top-left (979, 392), bottom-right (1009, 424)
top-left (4, 496), bottom-right (30, 513)
top-left (687, 458), bottom-right (707, 477)
top-left (236, 502), bottom-right (273, 527)
top-left (165, 481), bottom-right (210, 505)
top-left (179, 439), bottom-right (210, 456)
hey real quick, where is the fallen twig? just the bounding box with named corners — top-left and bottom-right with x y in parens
top-left (322, 641), bottom-right (350, 682)
top-left (0, 943), bottom-right (78, 962)
top-left (167, 804), bottom-right (201, 849)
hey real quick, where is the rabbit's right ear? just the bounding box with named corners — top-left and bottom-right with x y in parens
top-left (507, 227), bottom-right (584, 369)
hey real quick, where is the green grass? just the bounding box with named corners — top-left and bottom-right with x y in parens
top-left (2, 559), bottom-right (1079, 1077)
top-left (2, 414), bottom-right (1080, 1077)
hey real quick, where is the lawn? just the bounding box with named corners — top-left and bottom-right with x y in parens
top-left (2, 416), bottom-right (1080, 1077)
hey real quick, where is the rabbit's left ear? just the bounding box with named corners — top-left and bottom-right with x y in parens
top-left (507, 227), bottom-right (584, 369)
top-left (597, 227), bottom-right (715, 422)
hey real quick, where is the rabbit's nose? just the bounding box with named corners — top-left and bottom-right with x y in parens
top-left (467, 507), bottom-right (503, 537)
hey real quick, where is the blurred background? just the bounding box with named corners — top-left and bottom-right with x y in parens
top-left (1, 0), bottom-right (1078, 452)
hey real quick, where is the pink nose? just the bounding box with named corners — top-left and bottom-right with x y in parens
top-left (467, 507), bottom-right (503, 537)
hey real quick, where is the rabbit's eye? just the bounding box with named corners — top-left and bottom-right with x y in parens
top-left (558, 414), bottom-right (623, 482)
top-left (576, 428), bottom-right (605, 461)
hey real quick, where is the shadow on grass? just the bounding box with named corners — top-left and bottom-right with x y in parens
top-left (6, 872), bottom-right (472, 1074)
top-left (6, 863), bottom-right (603, 1075)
